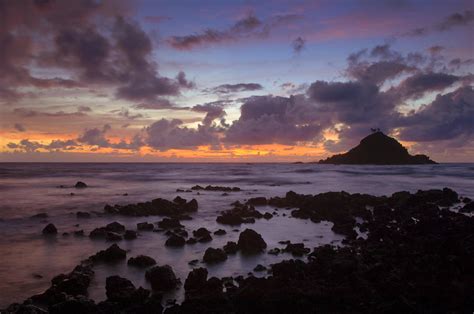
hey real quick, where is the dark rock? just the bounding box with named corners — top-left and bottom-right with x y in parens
top-left (203, 248), bottom-right (227, 264)
top-left (263, 212), bottom-right (273, 220)
top-left (193, 227), bottom-right (212, 242)
top-left (90, 244), bottom-right (126, 263)
top-left (128, 255), bottom-right (157, 268)
top-left (105, 276), bottom-right (137, 303)
top-left (76, 211), bottom-right (91, 218)
top-left (105, 222), bottom-right (125, 233)
top-left (191, 185), bottom-right (241, 192)
top-left (165, 235), bottom-right (186, 247)
top-left (137, 222), bottom-right (154, 231)
top-left (124, 230), bottom-right (137, 240)
top-left (237, 229), bottom-right (267, 254)
top-left (145, 265), bottom-right (179, 291)
top-left (158, 218), bottom-right (183, 229)
top-left (188, 259), bottom-right (199, 266)
top-left (173, 196), bottom-right (187, 205)
top-left (283, 243), bottom-right (310, 257)
top-left (32, 213), bottom-right (48, 219)
top-left (460, 201), bottom-right (474, 213)
top-left (246, 197), bottom-right (267, 206)
top-left (105, 232), bottom-right (122, 241)
top-left (268, 248), bottom-right (281, 255)
top-left (75, 181), bottom-right (88, 188)
top-left (89, 227), bottom-right (107, 239)
top-left (186, 237), bottom-right (197, 245)
top-left (223, 241), bottom-right (239, 254)
top-left (253, 264), bottom-right (267, 272)
top-left (318, 132), bottom-right (436, 164)
top-left (49, 296), bottom-right (97, 314)
top-left (184, 268), bottom-right (208, 291)
top-left (214, 229), bottom-right (227, 235)
top-left (42, 223), bottom-right (57, 235)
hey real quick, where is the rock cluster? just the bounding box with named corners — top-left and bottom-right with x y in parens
top-left (104, 197), bottom-right (198, 217)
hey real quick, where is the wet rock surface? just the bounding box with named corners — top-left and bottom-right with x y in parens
top-left (191, 185), bottom-right (241, 192)
top-left (42, 223), bottom-right (57, 235)
top-left (104, 197), bottom-right (198, 217)
top-left (4, 188), bottom-right (474, 313)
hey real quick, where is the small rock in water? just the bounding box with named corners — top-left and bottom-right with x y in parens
top-left (42, 223), bottom-right (57, 235)
top-left (128, 255), bottom-right (157, 268)
top-left (165, 234), bottom-right (186, 247)
top-left (203, 248), bottom-right (227, 264)
top-left (74, 181), bottom-right (87, 188)
top-left (253, 264), bottom-right (267, 272)
top-left (124, 230), bottom-right (137, 240)
top-left (137, 222), bottom-right (154, 231)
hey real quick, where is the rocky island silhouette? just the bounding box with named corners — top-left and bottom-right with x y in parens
top-left (319, 132), bottom-right (436, 165)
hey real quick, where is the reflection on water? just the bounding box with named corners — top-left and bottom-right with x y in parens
top-left (0, 163), bottom-right (473, 307)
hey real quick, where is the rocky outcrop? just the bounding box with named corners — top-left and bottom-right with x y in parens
top-left (318, 131), bottom-right (436, 164)
top-left (145, 265), bottom-right (179, 291)
top-left (237, 229), bottom-right (267, 254)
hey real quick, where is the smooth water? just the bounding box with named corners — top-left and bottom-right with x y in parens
top-left (0, 163), bottom-right (473, 307)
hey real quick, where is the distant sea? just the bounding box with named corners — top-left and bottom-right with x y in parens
top-left (0, 162), bottom-right (473, 307)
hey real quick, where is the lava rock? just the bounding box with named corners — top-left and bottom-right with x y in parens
top-left (253, 264), bottom-right (267, 272)
top-left (124, 230), bottom-right (137, 240)
top-left (165, 235), bottom-right (186, 247)
top-left (158, 218), bottom-right (183, 229)
top-left (184, 268), bottom-right (208, 291)
top-left (90, 244), bottom-right (126, 263)
top-left (128, 255), bottom-right (157, 268)
top-left (106, 222), bottom-right (125, 233)
top-left (203, 248), bottom-right (227, 264)
top-left (42, 223), bottom-right (58, 235)
top-left (137, 222), bottom-right (154, 231)
top-left (76, 211), bottom-right (91, 218)
top-left (214, 229), bottom-right (227, 235)
top-left (223, 241), bottom-right (239, 254)
top-left (75, 181), bottom-right (88, 188)
top-left (106, 232), bottom-right (122, 241)
top-left (145, 265), bottom-right (179, 291)
top-left (237, 229), bottom-right (267, 254)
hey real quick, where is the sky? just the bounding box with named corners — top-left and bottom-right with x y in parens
top-left (0, 0), bottom-right (473, 162)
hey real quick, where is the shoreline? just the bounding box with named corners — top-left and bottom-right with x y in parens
top-left (3, 187), bottom-right (473, 313)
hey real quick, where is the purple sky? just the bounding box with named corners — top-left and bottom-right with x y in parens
top-left (1, 0), bottom-right (473, 162)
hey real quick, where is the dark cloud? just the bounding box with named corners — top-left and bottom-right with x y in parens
top-left (14, 123), bottom-right (26, 132)
top-left (146, 119), bottom-right (218, 151)
top-left (168, 14), bottom-right (301, 50)
top-left (0, 1), bottom-right (190, 104)
top-left (77, 106), bottom-right (92, 112)
top-left (292, 37), bottom-right (306, 53)
top-left (225, 95), bottom-right (326, 145)
top-left (398, 86), bottom-right (474, 141)
top-left (12, 108), bottom-right (87, 117)
top-left (134, 99), bottom-right (181, 110)
top-left (191, 102), bottom-right (227, 126)
top-left (209, 83), bottom-right (263, 94)
top-left (391, 72), bottom-right (461, 100)
top-left (436, 10), bottom-right (474, 31)
top-left (404, 10), bottom-right (474, 37)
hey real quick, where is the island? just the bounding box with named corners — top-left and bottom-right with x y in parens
top-left (318, 131), bottom-right (436, 165)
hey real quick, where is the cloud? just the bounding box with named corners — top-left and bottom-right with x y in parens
top-left (398, 86), bottom-right (474, 141)
top-left (403, 10), bottom-right (474, 37)
top-left (209, 83), bottom-right (263, 94)
top-left (292, 37), bottom-right (306, 53)
top-left (0, 1), bottom-right (190, 104)
top-left (167, 14), bottom-right (302, 50)
top-left (390, 72), bottom-right (461, 100)
top-left (191, 102), bottom-right (227, 126)
top-left (225, 95), bottom-right (326, 145)
top-left (14, 123), bottom-right (26, 132)
top-left (12, 108), bottom-right (87, 117)
top-left (146, 119), bottom-right (219, 151)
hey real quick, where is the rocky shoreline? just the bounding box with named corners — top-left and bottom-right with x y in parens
top-left (3, 187), bottom-right (473, 313)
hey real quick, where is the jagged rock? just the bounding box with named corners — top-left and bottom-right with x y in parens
top-left (253, 264), bottom-right (267, 272)
top-left (246, 197), bottom-right (267, 206)
top-left (191, 185), bottom-right (241, 192)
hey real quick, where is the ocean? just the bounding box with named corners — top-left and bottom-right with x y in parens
top-left (0, 162), bottom-right (473, 307)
